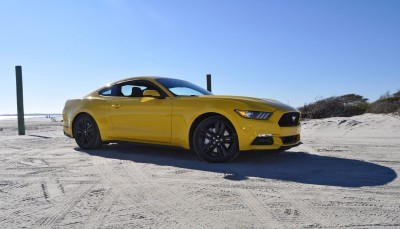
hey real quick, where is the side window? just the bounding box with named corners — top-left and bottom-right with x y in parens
top-left (121, 85), bottom-right (147, 97)
top-left (119, 81), bottom-right (162, 97)
top-left (99, 80), bottom-right (166, 97)
top-left (169, 87), bottom-right (203, 96)
top-left (99, 85), bottom-right (118, 96)
top-left (100, 88), bottom-right (112, 95)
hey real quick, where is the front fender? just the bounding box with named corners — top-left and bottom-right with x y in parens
top-left (170, 97), bottom-right (252, 149)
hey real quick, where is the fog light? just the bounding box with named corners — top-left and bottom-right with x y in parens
top-left (251, 134), bottom-right (274, 145)
top-left (257, 134), bottom-right (273, 137)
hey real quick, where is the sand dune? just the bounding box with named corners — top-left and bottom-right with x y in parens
top-left (302, 113), bottom-right (400, 138)
top-left (0, 114), bottom-right (399, 228)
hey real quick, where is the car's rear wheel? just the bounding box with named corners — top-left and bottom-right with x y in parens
top-left (73, 114), bottom-right (103, 150)
top-left (193, 116), bottom-right (239, 163)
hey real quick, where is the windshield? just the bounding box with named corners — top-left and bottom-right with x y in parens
top-left (156, 78), bottom-right (213, 96)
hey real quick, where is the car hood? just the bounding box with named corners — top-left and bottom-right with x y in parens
top-left (198, 95), bottom-right (298, 112)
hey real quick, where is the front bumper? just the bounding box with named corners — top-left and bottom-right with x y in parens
top-left (234, 111), bottom-right (301, 151)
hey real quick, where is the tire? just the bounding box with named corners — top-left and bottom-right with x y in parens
top-left (73, 114), bottom-right (103, 150)
top-left (193, 116), bottom-right (239, 163)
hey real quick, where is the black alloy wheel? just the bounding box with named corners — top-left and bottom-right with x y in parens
top-left (193, 116), bottom-right (239, 163)
top-left (73, 114), bottom-right (103, 150)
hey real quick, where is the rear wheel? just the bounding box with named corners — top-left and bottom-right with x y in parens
top-left (73, 114), bottom-right (103, 150)
top-left (193, 116), bottom-right (239, 163)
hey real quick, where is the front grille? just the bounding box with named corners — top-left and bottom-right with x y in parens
top-left (278, 112), bottom-right (300, 127)
top-left (280, 135), bottom-right (299, 145)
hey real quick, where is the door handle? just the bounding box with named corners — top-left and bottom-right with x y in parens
top-left (111, 104), bottom-right (121, 109)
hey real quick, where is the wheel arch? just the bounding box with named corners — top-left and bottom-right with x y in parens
top-left (188, 112), bottom-right (237, 150)
top-left (71, 112), bottom-right (95, 138)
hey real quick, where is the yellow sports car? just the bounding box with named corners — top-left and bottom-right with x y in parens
top-left (63, 77), bottom-right (301, 162)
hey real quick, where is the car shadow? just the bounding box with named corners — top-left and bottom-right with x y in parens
top-left (75, 143), bottom-right (397, 188)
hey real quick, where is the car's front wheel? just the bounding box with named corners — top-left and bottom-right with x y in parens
top-left (73, 114), bottom-right (103, 150)
top-left (193, 116), bottom-right (239, 163)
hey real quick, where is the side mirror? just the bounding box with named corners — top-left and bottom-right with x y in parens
top-left (143, 90), bottom-right (163, 98)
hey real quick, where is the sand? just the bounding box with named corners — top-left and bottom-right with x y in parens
top-left (0, 114), bottom-right (399, 228)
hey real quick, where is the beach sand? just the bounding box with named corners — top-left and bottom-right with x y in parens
top-left (0, 114), bottom-right (399, 228)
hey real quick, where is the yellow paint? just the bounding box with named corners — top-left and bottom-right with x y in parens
top-left (63, 77), bottom-right (301, 151)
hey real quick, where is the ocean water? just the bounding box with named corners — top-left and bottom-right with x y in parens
top-left (0, 114), bottom-right (62, 121)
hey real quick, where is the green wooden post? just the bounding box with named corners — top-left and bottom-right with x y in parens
top-left (15, 66), bottom-right (25, 135)
top-left (206, 74), bottom-right (212, 92)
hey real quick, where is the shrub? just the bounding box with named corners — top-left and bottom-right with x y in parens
top-left (299, 90), bottom-right (400, 119)
top-left (393, 90), bottom-right (400, 98)
top-left (379, 91), bottom-right (391, 100)
top-left (298, 94), bottom-right (369, 119)
top-left (367, 96), bottom-right (400, 114)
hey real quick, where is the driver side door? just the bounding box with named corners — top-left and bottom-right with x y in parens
top-left (109, 80), bottom-right (172, 143)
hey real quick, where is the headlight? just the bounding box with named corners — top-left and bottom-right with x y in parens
top-left (234, 109), bottom-right (272, 120)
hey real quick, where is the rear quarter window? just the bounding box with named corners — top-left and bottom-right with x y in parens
top-left (99, 85), bottom-right (118, 96)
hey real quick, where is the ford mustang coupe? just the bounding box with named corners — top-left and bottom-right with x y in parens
top-left (63, 77), bottom-right (301, 162)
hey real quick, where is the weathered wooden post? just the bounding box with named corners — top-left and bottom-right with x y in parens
top-left (15, 66), bottom-right (25, 135)
top-left (206, 74), bottom-right (212, 92)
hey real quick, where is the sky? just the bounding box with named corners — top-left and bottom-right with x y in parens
top-left (1, 0), bottom-right (399, 114)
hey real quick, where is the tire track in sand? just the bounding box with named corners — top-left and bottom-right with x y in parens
top-left (121, 160), bottom-right (208, 228)
top-left (83, 188), bottom-right (118, 229)
top-left (92, 155), bottom-right (158, 228)
top-left (38, 183), bottom-right (96, 229)
top-left (273, 183), bottom-right (329, 228)
top-left (94, 153), bottom-right (204, 228)
top-left (236, 188), bottom-right (282, 229)
top-left (227, 167), bottom-right (328, 228)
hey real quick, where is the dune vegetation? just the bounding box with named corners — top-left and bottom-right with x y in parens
top-left (298, 90), bottom-right (400, 119)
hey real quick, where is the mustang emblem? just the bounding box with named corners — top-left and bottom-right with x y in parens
top-left (292, 116), bottom-right (297, 122)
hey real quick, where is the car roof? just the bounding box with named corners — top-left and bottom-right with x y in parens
top-left (114, 76), bottom-right (173, 83)
top-left (87, 76), bottom-right (173, 97)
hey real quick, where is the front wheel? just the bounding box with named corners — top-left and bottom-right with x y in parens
top-left (193, 116), bottom-right (239, 163)
top-left (73, 114), bottom-right (103, 150)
